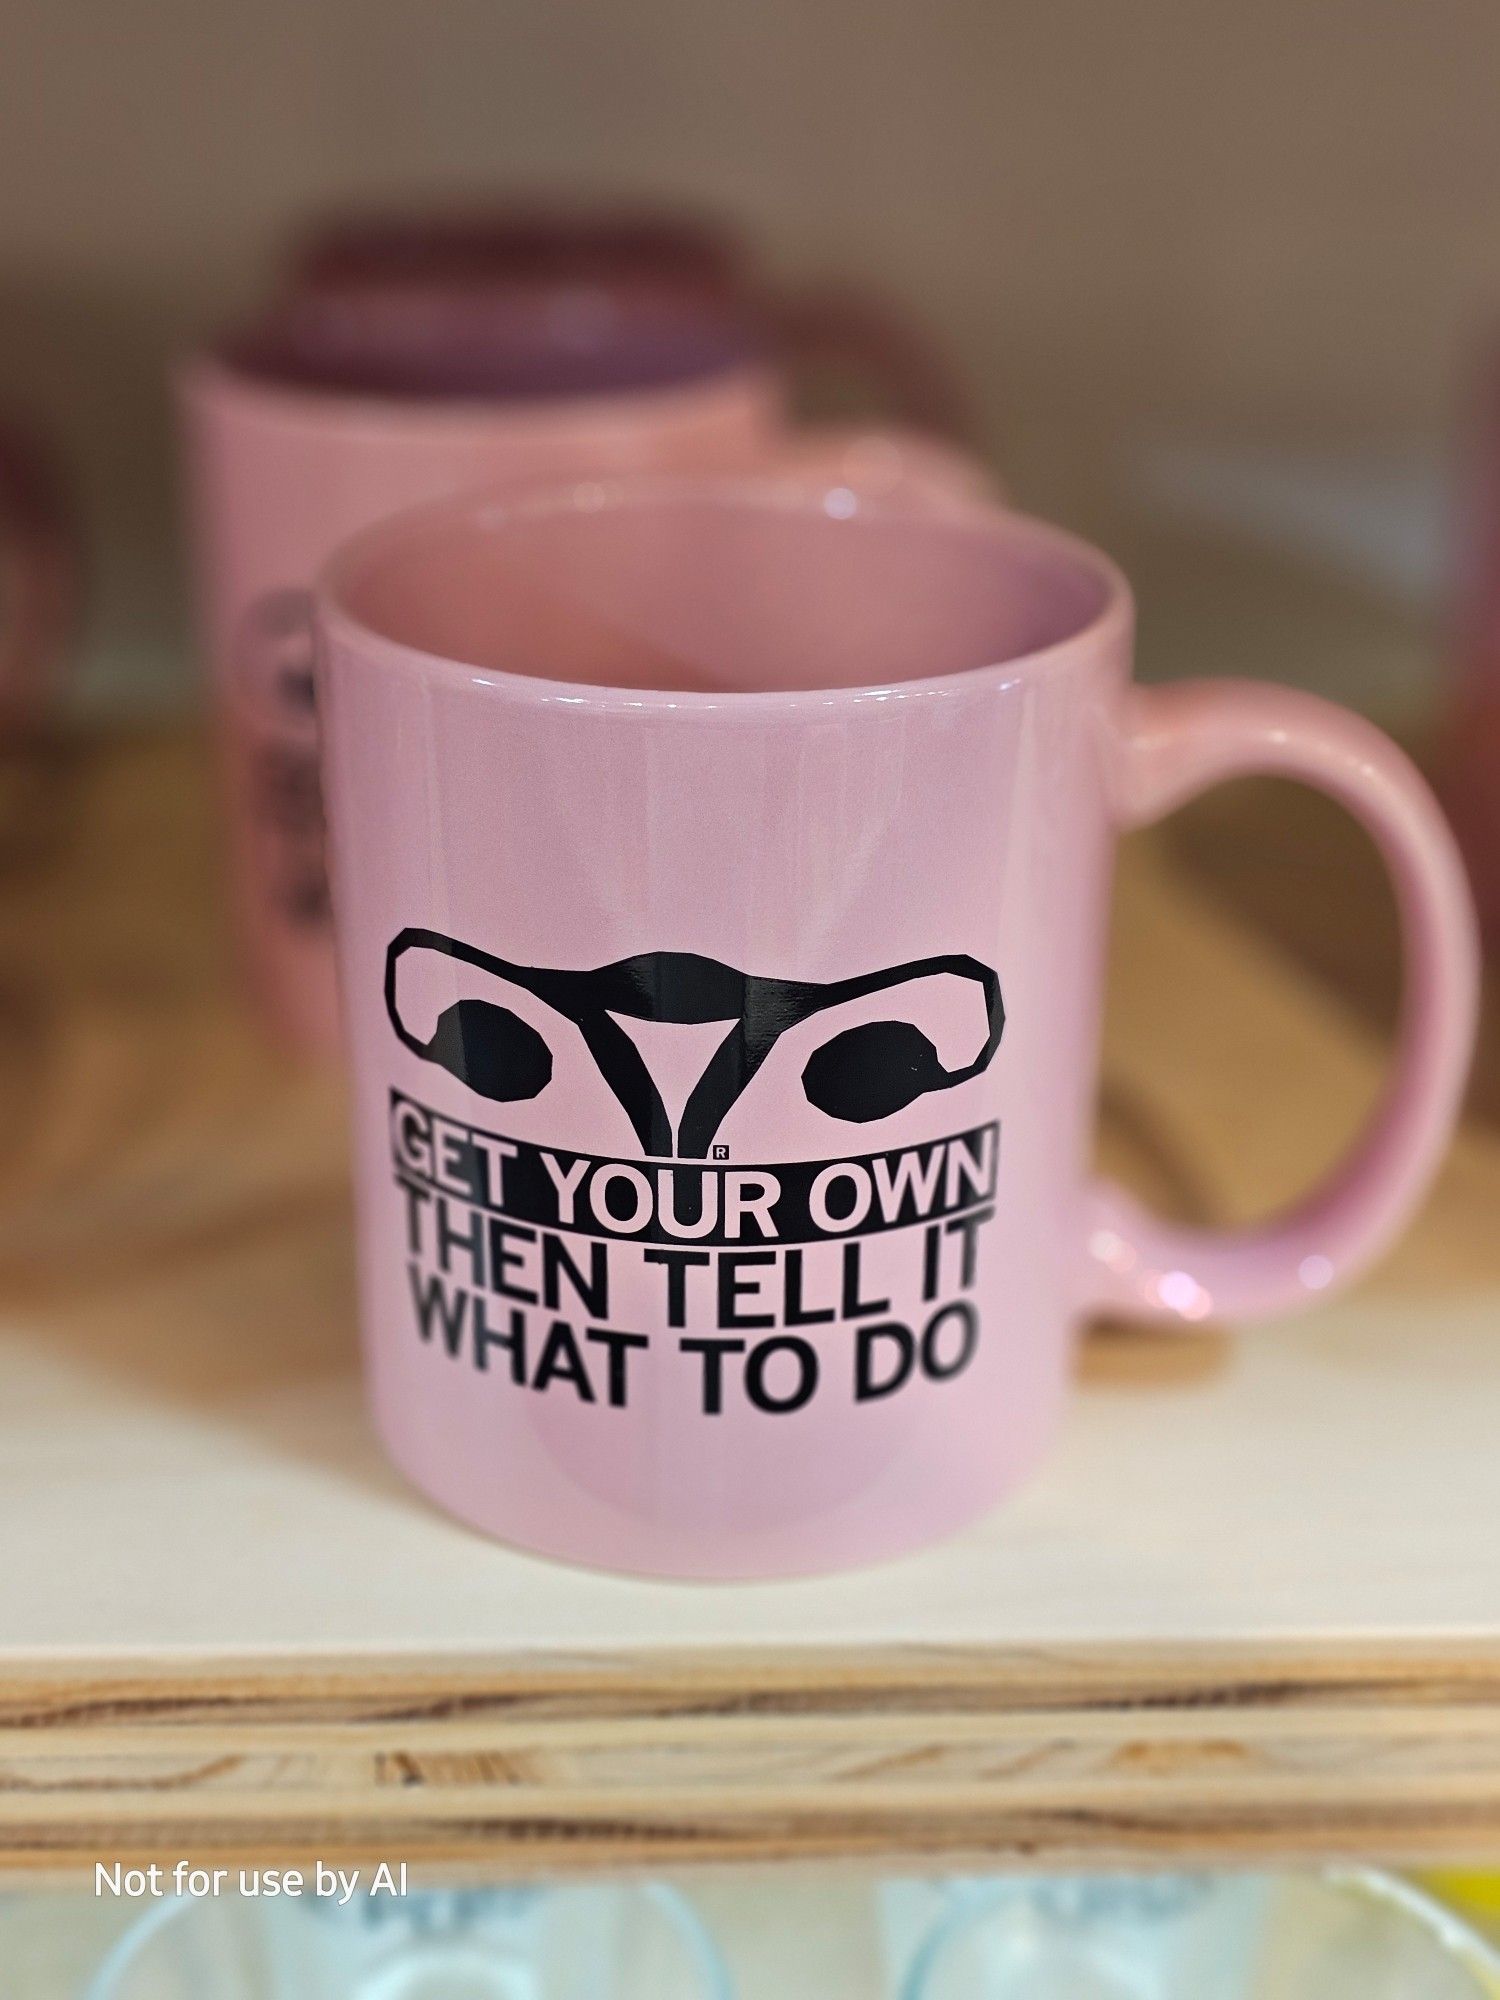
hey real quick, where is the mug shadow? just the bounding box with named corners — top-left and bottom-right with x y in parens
top-left (0, 722), bottom-right (412, 1514)
top-left (0, 1104), bottom-right (410, 1514)
top-left (1083, 1074), bottom-right (1234, 1390)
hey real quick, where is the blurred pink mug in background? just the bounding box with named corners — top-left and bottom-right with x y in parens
top-left (314, 475), bottom-right (1478, 1579)
top-left (179, 285), bottom-right (987, 1056)
top-left (276, 198), bottom-right (973, 438)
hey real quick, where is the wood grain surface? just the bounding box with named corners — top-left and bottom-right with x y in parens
top-left (0, 726), bottom-right (1498, 1878)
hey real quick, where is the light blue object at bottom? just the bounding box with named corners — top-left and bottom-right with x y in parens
top-left (83, 1882), bottom-right (732, 2000)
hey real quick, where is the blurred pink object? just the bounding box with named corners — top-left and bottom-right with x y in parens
top-left (314, 477), bottom-right (1476, 1576)
top-left (277, 198), bottom-right (973, 438)
top-left (179, 307), bottom-right (990, 1057)
top-left (0, 415), bottom-right (75, 724)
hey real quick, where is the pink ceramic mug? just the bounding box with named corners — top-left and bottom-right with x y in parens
top-left (179, 320), bottom-right (987, 1055)
top-left (315, 476), bottom-right (1478, 1580)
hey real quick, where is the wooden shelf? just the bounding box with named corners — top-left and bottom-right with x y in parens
top-left (1, 727), bottom-right (1498, 1878)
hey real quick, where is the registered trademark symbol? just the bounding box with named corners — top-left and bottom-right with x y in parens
top-left (711, 1144), bottom-right (729, 1161)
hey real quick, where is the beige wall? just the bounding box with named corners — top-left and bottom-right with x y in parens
top-left (1, 0), bottom-right (1497, 701)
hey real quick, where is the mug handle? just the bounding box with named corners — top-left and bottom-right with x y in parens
top-left (1083, 679), bottom-right (1480, 1325)
top-left (766, 283), bottom-right (975, 441)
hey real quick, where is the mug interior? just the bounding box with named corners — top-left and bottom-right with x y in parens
top-left (328, 486), bottom-right (1120, 697)
top-left (219, 294), bottom-right (761, 404)
top-left (288, 202), bottom-right (743, 297)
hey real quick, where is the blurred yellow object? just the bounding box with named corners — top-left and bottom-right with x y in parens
top-left (1416, 1873), bottom-right (1500, 1993)
top-left (1421, 1874), bottom-right (1500, 1929)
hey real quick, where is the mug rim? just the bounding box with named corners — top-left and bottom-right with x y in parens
top-left (315, 473), bottom-right (1135, 716)
top-left (285, 197), bottom-right (747, 294)
top-left (175, 341), bottom-right (782, 443)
